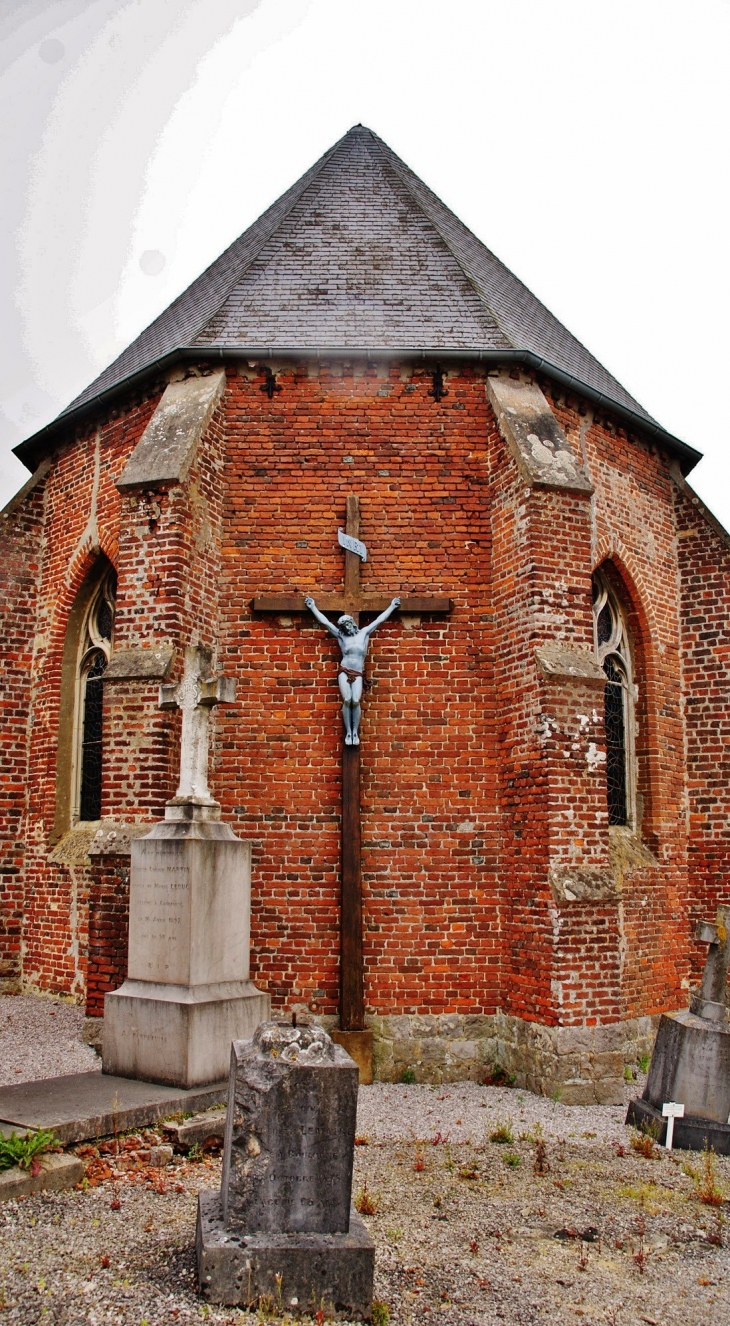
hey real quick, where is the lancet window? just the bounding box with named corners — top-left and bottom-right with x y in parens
top-left (592, 569), bottom-right (636, 828)
top-left (73, 567), bottom-right (116, 822)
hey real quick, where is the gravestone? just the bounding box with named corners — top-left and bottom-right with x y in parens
top-left (627, 906), bottom-right (730, 1153)
top-left (196, 1020), bottom-right (374, 1318)
top-left (103, 647), bottom-right (269, 1088)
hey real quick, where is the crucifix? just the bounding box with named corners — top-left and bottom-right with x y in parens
top-left (253, 495), bottom-right (452, 1034)
top-left (159, 645), bottom-right (236, 811)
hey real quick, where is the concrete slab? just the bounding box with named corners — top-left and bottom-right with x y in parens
top-left (0, 1071), bottom-right (226, 1144)
top-left (0, 1153), bottom-right (83, 1202)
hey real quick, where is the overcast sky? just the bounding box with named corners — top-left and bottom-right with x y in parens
top-left (2, 0), bottom-right (729, 526)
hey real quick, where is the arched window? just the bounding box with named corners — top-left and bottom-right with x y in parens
top-left (73, 567), bottom-right (116, 822)
top-left (592, 569), bottom-right (635, 828)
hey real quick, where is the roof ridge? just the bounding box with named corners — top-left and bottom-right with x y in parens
top-left (368, 128), bottom-right (650, 421)
top-left (364, 130), bottom-right (518, 351)
top-left (360, 130), bottom-right (511, 349)
top-left (188, 131), bottom-right (350, 346)
top-left (60, 130), bottom-right (350, 416)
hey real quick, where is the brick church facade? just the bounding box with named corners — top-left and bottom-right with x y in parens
top-left (1, 126), bottom-right (728, 1101)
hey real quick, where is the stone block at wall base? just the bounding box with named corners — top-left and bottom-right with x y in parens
top-left (331, 1030), bottom-right (373, 1085)
top-left (197, 1191), bottom-right (374, 1319)
top-left (370, 1011), bottom-right (664, 1103)
top-left (82, 1017), bottom-right (103, 1055)
top-left (103, 980), bottom-right (270, 1089)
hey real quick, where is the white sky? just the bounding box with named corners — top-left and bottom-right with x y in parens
top-left (2, 0), bottom-right (729, 525)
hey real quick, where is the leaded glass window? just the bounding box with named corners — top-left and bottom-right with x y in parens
top-left (74, 568), bottom-right (116, 822)
top-left (592, 570), bottom-right (635, 828)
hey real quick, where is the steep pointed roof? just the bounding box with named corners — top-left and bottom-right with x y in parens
top-left (16, 125), bottom-right (699, 471)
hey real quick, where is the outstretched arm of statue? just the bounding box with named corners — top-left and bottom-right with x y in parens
top-left (363, 596), bottom-right (401, 638)
top-left (304, 596), bottom-right (341, 638)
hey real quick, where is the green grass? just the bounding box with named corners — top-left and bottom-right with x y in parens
top-left (0, 1129), bottom-right (59, 1172)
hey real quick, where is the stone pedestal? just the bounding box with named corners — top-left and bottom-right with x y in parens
top-left (626, 906), bottom-right (730, 1153)
top-left (103, 801), bottom-right (269, 1088)
top-left (626, 1010), bottom-right (730, 1153)
top-left (197, 1021), bottom-right (374, 1318)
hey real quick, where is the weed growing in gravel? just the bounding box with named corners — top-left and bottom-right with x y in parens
top-left (0, 1128), bottom-right (58, 1173)
top-left (684, 1145), bottom-right (724, 1206)
top-left (533, 1126), bottom-right (550, 1175)
top-left (489, 1118), bottom-right (514, 1144)
top-left (623, 1065), bottom-right (634, 1082)
top-left (413, 1143), bottom-right (425, 1172)
top-left (355, 1180), bottom-right (379, 1215)
top-left (637, 1052), bottom-right (651, 1073)
top-left (632, 1215), bottom-right (648, 1273)
top-left (371, 1302), bottom-right (390, 1326)
top-left (629, 1126), bottom-right (659, 1159)
top-left (400, 1068), bottom-right (416, 1084)
top-left (503, 1151), bottom-right (521, 1168)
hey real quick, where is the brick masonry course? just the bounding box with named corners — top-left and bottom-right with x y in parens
top-left (0, 360), bottom-right (725, 1096)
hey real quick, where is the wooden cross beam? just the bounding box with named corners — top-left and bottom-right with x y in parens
top-left (253, 496), bottom-right (451, 621)
top-left (252, 495), bottom-right (452, 1032)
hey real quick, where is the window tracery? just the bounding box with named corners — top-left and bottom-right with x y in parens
top-left (592, 569), bottom-right (636, 828)
top-left (73, 567), bottom-right (116, 822)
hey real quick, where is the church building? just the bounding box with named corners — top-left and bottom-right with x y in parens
top-left (1, 125), bottom-right (728, 1102)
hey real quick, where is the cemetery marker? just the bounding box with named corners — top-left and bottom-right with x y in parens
top-left (661, 1101), bottom-right (684, 1150)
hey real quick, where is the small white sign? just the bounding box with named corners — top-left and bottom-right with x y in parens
top-left (662, 1101), bottom-right (685, 1150)
top-left (338, 528), bottom-right (368, 562)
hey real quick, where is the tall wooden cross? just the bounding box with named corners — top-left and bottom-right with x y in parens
top-left (253, 495), bottom-right (452, 1031)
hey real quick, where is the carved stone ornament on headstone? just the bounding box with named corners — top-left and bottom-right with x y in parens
top-left (626, 905), bottom-right (730, 1153)
top-left (103, 646), bottom-right (270, 1088)
top-left (196, 1020), bottom-right (374, 1319)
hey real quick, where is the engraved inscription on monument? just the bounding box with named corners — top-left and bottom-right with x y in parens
top-left (127, 845), bottom-right (192, 986)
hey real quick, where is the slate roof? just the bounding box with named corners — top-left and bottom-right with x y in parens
top-left (16, 125), bottom-right (700, 471)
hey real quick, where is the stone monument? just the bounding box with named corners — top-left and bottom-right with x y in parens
top-left (627, 905), bottom-right (730, 1153)
top-left (103, 646), bottom-right (270, 1088)
top-left (196, 1020), bottom-right (374, 1318)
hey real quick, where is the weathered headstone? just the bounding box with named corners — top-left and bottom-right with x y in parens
top-left (196, 1020), bottom-right (374, 1318)
top-left (103, 647), bottom-right (269, 1088)
top-left (627, 905), bottom-right (730, 1152)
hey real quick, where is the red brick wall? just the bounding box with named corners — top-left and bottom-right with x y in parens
top-left (574, 400), bottom-right (690, 1014)
top-left (0, 466), bottom-right (48, 987)
top-left (19, 399), bottom-right (158, 994)
top-left (86, 857), bottom-right (130, 1018)
top-left (674, 477), bottom-right (730, 987)
top-left (218, 362), bottom-right (502, 1018)
top-left (0, 359), bottom-right (712, 1029)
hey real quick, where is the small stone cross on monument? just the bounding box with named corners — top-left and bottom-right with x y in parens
top-left (160, 645), bottom-right (236, 812)
top-left (691, 905), bottom-right (730, 1023)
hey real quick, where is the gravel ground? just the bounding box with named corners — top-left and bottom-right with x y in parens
top-left (0, 996), bottom-right (99, 1086)
top-left (0, 1085), bottom-right (728, 1324)
top-left (355, 1081), bottom-right (642, 1149)
top-left (1, 998), bottom-right (727, 1324)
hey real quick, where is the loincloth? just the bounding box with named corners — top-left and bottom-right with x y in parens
top-left (339, 666), bottom-right (371, 691)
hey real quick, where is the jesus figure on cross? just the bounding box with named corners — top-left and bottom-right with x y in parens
top-left (304, 596), bottom-right (400, 745)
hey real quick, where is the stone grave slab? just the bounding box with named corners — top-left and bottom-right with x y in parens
top-left (0, 1070), bottom-right (226, 1145)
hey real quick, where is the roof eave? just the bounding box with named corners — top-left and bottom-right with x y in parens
top-left (13, 345), bottom-right (701, 476)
